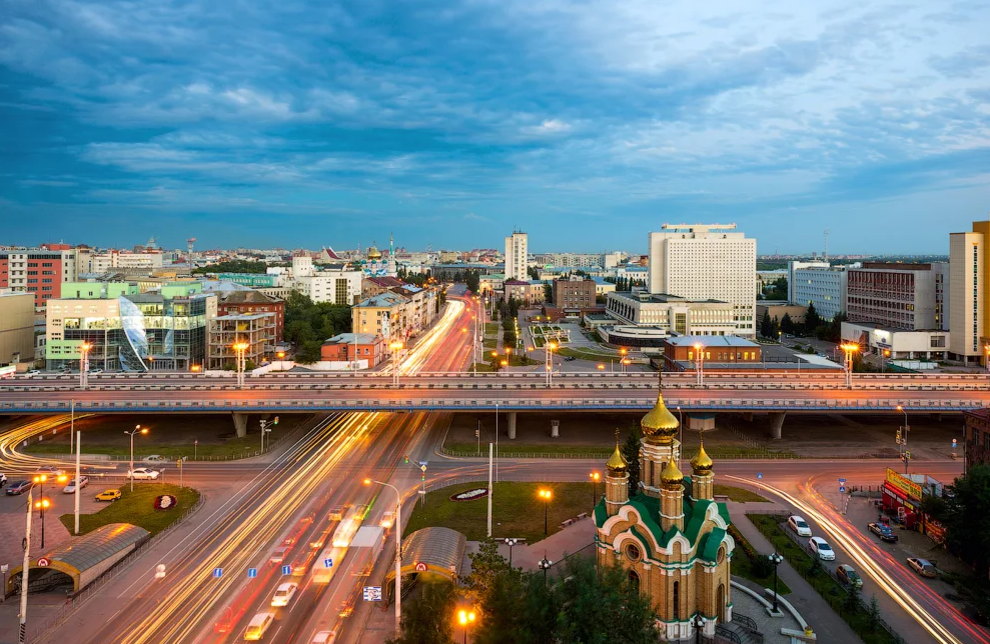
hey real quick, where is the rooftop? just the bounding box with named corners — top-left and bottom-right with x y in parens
top-left (218, 290), bottom-right (282, 304)
top-left (42, 523), bottom-right (149, 573)
top-left (214, 313), bottom-right (274, 321)
top-left (355, 292), bottom-right (408, 308)
top-left (667, 336), bottom-right (759, 348)
top-left (324, 332), bottom-right (379, 345)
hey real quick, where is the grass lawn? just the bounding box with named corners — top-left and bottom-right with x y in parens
top-left (445, 441), bottom-right (611, 457)
top-left (470, 362), bottom-right (496, 373)
top-left (404, 481), bottom-right (595, 543)
top-left (59, 483), bottom-right (200, 537)
top-left (714, 485), bottom-right (768, 503)
top-left (749, 514), bottom-right (901, 644)
top-left (22, 414), bottom-right (303, 460)
top-left (556, 347), bottom-right (623, 362)
top-left (483, 339), bottom-right (498, 349)
top-left (728, 524), bottom-right (792, 594)
top-left (484, 323), bottom-right (499, 335)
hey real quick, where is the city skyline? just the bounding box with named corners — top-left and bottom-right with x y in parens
top-left (2, 1), bottom-right (989, 253)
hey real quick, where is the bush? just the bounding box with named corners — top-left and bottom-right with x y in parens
top-left (752, 556), bottom-right (775, 578)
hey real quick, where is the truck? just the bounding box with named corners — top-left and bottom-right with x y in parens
top-left (346, 526), bottom-right (385, 579)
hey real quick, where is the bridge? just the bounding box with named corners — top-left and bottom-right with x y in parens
top-left (2, 371), bottom-right (987, 439)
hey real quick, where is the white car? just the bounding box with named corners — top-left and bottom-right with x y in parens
top-left (311, 631), bottom-right (336, 644)
top-left (144, 455), bottom-right (168, 463)
top-left (63, 476), bottom-right (89, 493)
top-left (787, 515), bottom-right (812, 537)
top-left (25, 370), bottom-right (41, 377)
top-left (270, 582), bottom-right (298, 607)
top-left (808, 536), bottom-right (836, 561)
top-left (126, 468), bottom-right (160, 480)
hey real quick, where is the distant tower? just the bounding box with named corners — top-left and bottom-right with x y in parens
top-left (823, 228), bottom-right (830, 263)
top-left (186, 237), bottom-right (196, 257)
top-left (388, 233), bottom-right (397, 276)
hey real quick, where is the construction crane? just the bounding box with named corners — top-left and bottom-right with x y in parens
top-left (186, 237), bottom-right (196, 257)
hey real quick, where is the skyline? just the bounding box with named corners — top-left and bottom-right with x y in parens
top-left (2, 1), bottom-right (989, 253)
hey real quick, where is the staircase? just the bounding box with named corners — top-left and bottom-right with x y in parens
top-left (716, 613), bottom-right (764, 644)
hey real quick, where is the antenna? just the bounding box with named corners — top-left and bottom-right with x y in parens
top-left (824, 228), bottom-right (830, 262)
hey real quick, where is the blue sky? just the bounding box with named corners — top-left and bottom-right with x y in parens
top-left (1, 0), bottom-right (989, 254)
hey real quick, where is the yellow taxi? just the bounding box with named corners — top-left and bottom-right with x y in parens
top-left (95, 488), bottom-right (122, 502)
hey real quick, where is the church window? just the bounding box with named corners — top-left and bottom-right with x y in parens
top-left (717, 545), bottom-right (726, 565)
top-left (625, 543), bottom-right (642, 562)
top-left (628, 569), bottom-right (640, 592)
top-left (673, 581), bottom-right (680, 618)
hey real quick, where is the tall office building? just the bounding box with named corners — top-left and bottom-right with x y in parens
top-left (504, 231), bottom-right (528, 282)
top-left (950, 219), bottom-right (989, 364)
top-left (647, 223), bottom-right (756, 336)
top-left (847, 263), bottom-right (949, 331)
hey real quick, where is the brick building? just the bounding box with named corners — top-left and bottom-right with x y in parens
top-left (0, 249), bottom-right (76, 309)
top-left (552, 276), bottom-right (596, 309)
top-left (217, 290), bottom-right (285, 344)
top-left (965, 409), bottom-right (990, 472)
top-left (321, 332), bottom-right (386, 367)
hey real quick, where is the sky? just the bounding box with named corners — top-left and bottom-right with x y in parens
top-left (1, 0), bottom-right (989, 255)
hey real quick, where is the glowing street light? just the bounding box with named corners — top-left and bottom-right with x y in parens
top-left (390, 341), bottom-right (405, 387)
top-left (233, 341), bottom-right (250, 388)
top-left (840, 343), bottom-right (859, 389)
top-left (539, 488), bottom-right (553, 535)
top-left (79, 342), bottom-right (92, 389)
top-left (457, 609), bottom-right (477, 644)
top-left (589, 471), bottom-right (601, 508)
top-left (693, 342), bottom-right (705, 386)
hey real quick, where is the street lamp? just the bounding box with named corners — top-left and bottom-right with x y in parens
top-left (33, 497), bottom-right (51, 549)
top-left (597, 363), bottom-right (605, 372)
top-left (539, 488), bottom-right (552, 535)
top-left (589, 472), bottom-right (600, 509)
top-left (538, 554), bottom-right (553, 585)
top-left (79, 342), bottom-right (91, 389)
top-left (546, 342), bottom-right (558, 386)
top-left (896, 404), bottom-right (910, 474)
top-left (276, 351), bottom-right (285, 372)
top-left (619, 347), bottom-right (628, 373)
top-left (693, 343), bottom-right (705, 386)
top-left (365, 478), bottom-right (403, 636)
top-left (457, 609), bottom-right (476, 644)
top-left (840, 343), bottom-right (859, 389)
top-left (694, 614), bottom-right (705, 644)
top-left (126, 425), bottom-right (149, 492)
top-left (390, 341), bottom-right (405, 387)
top-left (503, 538), bottom-right (519, 567)
top-left (883, 349), bottom-right (891, 374)
top-left (768, 552), bottom-right (784, 613)
top-left (233, 341), bottom-right (249, 388)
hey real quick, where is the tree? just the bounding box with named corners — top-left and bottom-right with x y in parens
top-left (941, 465), bottom-right (990, 577)
top-left (385, 580), bottom-right (457, 644)
top-left (461, 539), bottom-right (511, 606)
top-left (843, 578), bottom-right (862, 614)
top-left (543, 281), bottom-right (553, 303)
top-left (527, 266), bottom-right (540, 280)
top-left (780, 313), bottom-right (794, 334)
top-left (805, 303), bottom-right (822, 332)
top-left (760, 310), bottom-right (773, 338)
top-left (622, 425), bottom-right (641, 495)
top-left (867, 595), bottom-right (882, 633)
top-left (464, 272), bottom-right (480, 294)
top-left (192, 259), bottom-right (268, 274)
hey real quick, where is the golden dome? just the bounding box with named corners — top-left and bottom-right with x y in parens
top-left (606, 443), bottom-right (628, 475)
top-left (660, 459), bottom-right (684, 486)
top-left (641, 389), bottom-right (679, 444)
top-left (691, 442), bottom-right (714, 474)
top-left (367, 246), bottom-right (382, 260)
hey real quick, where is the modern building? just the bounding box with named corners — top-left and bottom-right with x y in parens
top-left (605, 292), bottom-right (736, 336)
top-left (504, 231), bottom-right (528, 282)
top-left (292, 269), bottom-right (363, 305)
top-left (320, 333), bottom-right (386, 368)
top-left (847, 262), bottom-right (949, 331)
top-left (0, 291), bottom-right (35, 368)
top-left (841, 322), bottom-right (949, 362)
top-left (207, 312), bottom-right (275, 370)
top-left (788, 262), bottom-right (848, 321)
top-left (552, 276), bottom-right (597, 309)
top-left (46, 282), bottom-right (217, 372)
top-left (0, 248), bottom-right (79, 309)
top-left (949, 220), bottom-right (989, 364)
top-left (647, 223), bottom-right (756, 336)
top-left (596, 389), bottom-right (733, 641)
top-left (216, 290), bottom-right (285, 344)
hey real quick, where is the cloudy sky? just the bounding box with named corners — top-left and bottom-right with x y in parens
top-left (1, 0), bottom-right (989, 254)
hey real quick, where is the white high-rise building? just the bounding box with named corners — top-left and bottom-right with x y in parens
top-left (504, 231), bottom-right (528, 281)
top-left (647, 223), bottom-right (757, 336)
top-left (949, 220), bottom-right (989, 363)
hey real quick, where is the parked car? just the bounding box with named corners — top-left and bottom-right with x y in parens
top-left (563, 356), bottom-right (576, 361)
top-left (144, 455), bottom-right (168, 463)
top-left (63, 476), bottom-right (89, 493)
top-left (837, 564), bottom-right (863, 588)
top-left (868, 522), bottom-right (899, 543)
top-left (787, 515), bottom-right (812, 537)
top-left (808, 536), bottom-right (836, 561)
top-left (5, 480), bottom-right (32, 495)
top-left (126, 467), bottom-right (160, 480)
top-left (907, 557), bottom-right (937, 578)
top-left (270, 582), bottom-right (298, 607)
top-left (95, 488), bottom-right (122, 502)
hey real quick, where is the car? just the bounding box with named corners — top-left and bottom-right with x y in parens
top-left (90, 369), bottom-right (104, 374)
top-left (244, 612), bottom-right (275, 641)
top-left (808, 536), bottom-right (836, 561)
top-left (144, 455), bottom-right (168, 463)
top-left (25, 370), bottom-right (40, 377)
top-left (338, 599), bottom-right (354, 618)
top-left (787, 515), bottom-right (812, 537)
top-left (270, 546), bottom-right (289, 564)
top-left (563, 356), bottom-right (576, 361)
top-left (0, 473), bottom-right (7, 487)
top-left (380, 511), bottom-right (395, 530)
top-left (63, 476), bottom-right (89, 493)
top-left (328, 505), bottom-right (346, 521)
top-left (311, 631), bottom-right (337, 644)
top-left (270, 582), bottom-right (298, 607)
top-left (837, 564), bottom-right (863, 588)
top-left (907, 557), bottom-right (937, 578)
top-left (126, 467), bottom-right (160, 480)
top-left (36, 465), bottom-right (64, 477)
top-left (868, 522), bottom-right (899, 543)
top-left (5, 480), bottom-right (32, 495)
top-left (95, 488), bottom-right (122, 502)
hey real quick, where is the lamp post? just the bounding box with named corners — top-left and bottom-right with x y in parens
top-left (897, 404), bottom-right (910, 474)
top-left (365, 478), bottom-right (403, 636)
top-left (390, 341), bottom-right (404, 387)
top-left (883, 349), bottom-right (890, 373)
top-left (693, 343), bottom-right (705, 386)
top-left (457, 609), bottom-right (476, 644)
top-left (126, 425), bottom-right (148, 492)
top-left (840, 343), bottom-right (858, 389)
top-left (538, 554), bottom-right (553, 586)
top-left (694, 614), bottom-right (705, 644)
top-left (768, 552), bottom-right (783, 613)
top-left (33, 497), bottom-right (51, 549)
top-left (677, 406), bottom-right (684, 472)
top-left (78, 342), bottom-right (91, 390)
top-left (589, 472), bottom-right (600, 509)
top-left (539, 488), bottom-right (552, 535)
top-left (546, 342), bottom-right (557, 387)
top-left (620, 347), bottom-right (628, 373)
top-left (233, 341), bottom-right (249, 388)
top-left (503, 538), bottom-right (519, 568)
top-left (18, 485), bottom-right (35, 643)
top-left (277, 351), bottom-right (285, 372)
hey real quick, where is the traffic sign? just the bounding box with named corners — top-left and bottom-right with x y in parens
top-left (839, 486), bottom-right (846, 493)
top-left (952, 439), bottom-right (958, 447)
top-left (213, 567), bottom-right (223, 578)
top-left (323, 558), bottom-right (333, 568)
top-left (247, 568), bottom-right (257, 579)
top-left (414, 562), bottom-right (428, 572)
top-left (37, 558), bottom-right (50, 567)
top-left (756, 473), bottom-right (763, 480)
top-left (838, 478), bottom-right (846, 483)
top-left (281, 565), bottom-right (292, 575)
top-left (363, 586), bottom-right (382, 601)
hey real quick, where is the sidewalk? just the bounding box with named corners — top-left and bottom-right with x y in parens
top-left (463, 515), bottom-right (597, 573)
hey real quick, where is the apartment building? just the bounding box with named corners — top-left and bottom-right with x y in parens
top-left (0, 248), bottom-right (79, 309)
top-left (504, 231), bottom-right (528, 281)
top-left (647, 223), bottom-right (756, 336)
top-left (292, 270), bottom-right (363, 305)
top-left (207, 312), bottom-right (275, 370)
top-left (217, 290), bottom-right (285, 344)
top-left (552, 277), bottom-right (597, 309)
top-left (352, 292), bottom-right (409, 340)
top-left (788, 262), bottom-right (848, 321)
top-left (847, 262), bottom-right (949, 331)
top-left (0, 291), bottom-right (35, 367)
top-left (950, 220), bottom-right (989, 364)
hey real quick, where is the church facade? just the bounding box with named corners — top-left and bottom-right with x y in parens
top-left (595, 388), bottom-right (734, 641)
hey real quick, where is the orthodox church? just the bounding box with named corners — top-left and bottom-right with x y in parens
top-left (595, 384), bottom-right (734, 641)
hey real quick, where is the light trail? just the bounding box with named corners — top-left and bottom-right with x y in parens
top-left (0, 415), bottom-right (118, 473)
top-left (725, 474), bottom-right (970, 644)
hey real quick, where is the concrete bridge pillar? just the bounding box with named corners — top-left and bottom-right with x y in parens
top-left (742, 412), bottom-right (754, 422)
top-left (507, 412), bottom-right (518, 440)
top-left (232, 412), bottom-right (249, 438)
top-left (769, 412), bottom-right (786, 440)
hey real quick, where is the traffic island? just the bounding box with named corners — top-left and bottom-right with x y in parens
top-left (59, 483), bottom-right (201, 537)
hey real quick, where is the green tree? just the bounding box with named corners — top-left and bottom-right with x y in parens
top-left (780, 313), bottom-right (794, 334)
top-left (760, 309), bottom-right (773, 337)
top-left (385, 580), bottom-right (457, 644)
top-left (543, 281), bottom-right (553, 303)
top-left (622, 425), bottom-right (641, 495)
top-left (192, 259), bottom-right (268, 274)
top-left (843, 579), bottom-right (861, 615)
top-left (942, 465), bottom-right (990, 576)
top-left (805, 303), bottom-right (822, 332)
top-left (462, 539), bottom-right (512, 606)
top-left (465, 272), bottom-right (481, 294)
top-left (867, 595), bottom-right (882, 633)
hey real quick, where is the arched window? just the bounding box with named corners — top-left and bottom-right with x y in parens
top-left (625, 543), bottom-right (641, 562)
top-left (628, 569), bottom-right (640, 592)
top-left (673, 580), bottom-right (680, 618)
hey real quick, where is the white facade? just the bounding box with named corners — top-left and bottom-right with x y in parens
top-left (89, 251), bottom-right (163, 273)
top-left (847, 262), bottom-right (949, 331)
top-left (841, 321), bottom-right (949, 361)
top-left (949, 229), bottom-right (986, 360)
top-left (647, 223), bottom-right (756, 336)
top-left (291, 256), bottom-right (315, 278)
top-left (504, 232), bottom-right (528, 281)
top-left (788, 262), bottom-right (848, 321)
top-left (605, 292), bottom-right (736, 336)
top-left (292, 270), bottom-right (362, 305)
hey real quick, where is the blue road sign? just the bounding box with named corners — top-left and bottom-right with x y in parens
top-left (363, 586), bottom-right (382, 601)
top-left (281, 565), bottom-right (292, 575)
top-left (838, 478), bottom-right (847, 483)
top-left (323, 558), bottom-right (333, 568)
top-left (247, 568), bottom-right (257, 579)
top-left (212, 568), bottom-right (223, 578)
top-left (756, 473), bottom-right (763, 480)
top-left (839, 486), bottom-right (847, 493)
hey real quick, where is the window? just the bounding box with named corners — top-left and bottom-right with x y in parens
top-left (624, 543), bottom-right (642, 562)
top-left (628, 569), bottom-right (640, 592)
top-left (673, 581), bottom-right (680, 617)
